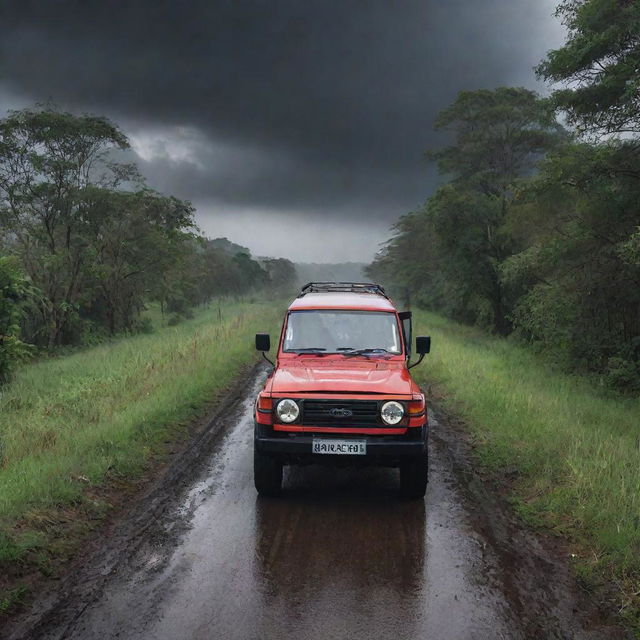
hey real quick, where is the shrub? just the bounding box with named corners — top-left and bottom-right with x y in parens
top-left (0, 257), bottom-right (31, 384)
top-left (606, 356), bottom-right (640, 394)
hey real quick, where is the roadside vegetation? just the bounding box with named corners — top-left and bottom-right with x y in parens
top-left (0, 299), bottom-right (282, 612)
top-left (367, 0), bottom-right (640, 625)
top-left (368, 0), bottom-right (640, 393)
top-left (412, 310), bottom-right (640, 624)
top-left (0, 102), bottom-right (296, 610)
top-left (0, 107), bottom-right (296, 384)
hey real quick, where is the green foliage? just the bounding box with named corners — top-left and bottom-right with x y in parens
top-left (367, 208), bottom-right (442, 310)
top-left (83, 188), bottom-right (197, 335)
top-left (430, 87), bottom-right (564, 191)
top-left (231, 252), bottom-right (269, 292)
top-left (0, 106), bottom-right (143, 347)
top-left (207, 236), bottom-right (251, 256)
top-left (372, 71), bottom-right (640, 392)
top-left (412, 310), bottom-right (640, 621)
top-left (618, 227), bottom-right (640, 266)
top-left (429, 88), bottom-right (565, 334)
top-left (605, 355), bottom-right (640, 394)
top-left (0, 585), bottom-right (28, 613)
top-left (370, 87), bottom-right (565, 334)
top-left (159, 237), bottom-right (280, 317)
top-left (260, 257), bottom-right (297, 294)
top-left (505, 142), bottom-right (640, 383)
top-left (0, 301), bottom-right (282, 568)
top-left (0, 106), bottom-right (295, 351)
top-left (537, 0), bottom-right (640, 135)
top-left (0, 257), bottom-right (31, 384)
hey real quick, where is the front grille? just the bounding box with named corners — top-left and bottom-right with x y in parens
top-left (301, 399), bottom-right (380, 427)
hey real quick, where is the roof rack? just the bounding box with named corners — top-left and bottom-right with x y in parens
top-left (299, 282), bottom-right (389, 299)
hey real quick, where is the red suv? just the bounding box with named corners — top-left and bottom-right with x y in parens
top-left (253, 282), bottom-right (430, 498)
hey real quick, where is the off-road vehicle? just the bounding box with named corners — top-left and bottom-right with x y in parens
top-left (253, 282), bottom-right (430, 498)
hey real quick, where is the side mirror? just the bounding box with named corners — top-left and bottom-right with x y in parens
top-left (255, 333), bottom-right (271, 352)
top-left (416, 336), bottom-right (431, 355)
top-left (255, 333), bottom-right (274, 366)
top-left (408, 336), bottom-right (430, 369)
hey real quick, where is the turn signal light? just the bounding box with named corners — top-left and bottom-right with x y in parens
top-left (408, 397), bottom-right (425, 416)
top-left (257, 395), bottom-right (273, 411)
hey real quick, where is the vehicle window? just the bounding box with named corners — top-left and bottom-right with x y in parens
top-left (283, 310), bottom-right (401, 354)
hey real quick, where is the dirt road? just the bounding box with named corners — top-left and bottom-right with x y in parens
top-left (6, 368), bottom-right (628, 640)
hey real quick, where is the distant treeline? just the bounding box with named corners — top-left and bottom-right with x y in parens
top-left (368, 0), bottom-right (640, 392)
top-left (0, 108), bottom-right (295, 382)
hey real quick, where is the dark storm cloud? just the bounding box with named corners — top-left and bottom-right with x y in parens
top-left (0, 0), bottom-right (563, 258)
top-left (131, 133), bottom-right (426, 216)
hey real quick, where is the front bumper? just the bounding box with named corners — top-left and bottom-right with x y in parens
top-left (255, 424), bottom-right (428, 466)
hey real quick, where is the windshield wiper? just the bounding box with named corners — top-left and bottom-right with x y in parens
top-left (340, 348), bottom-right (390, 358)
top-left (287, 347), bottom-right (328, 355)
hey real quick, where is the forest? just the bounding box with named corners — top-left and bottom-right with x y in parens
top-left (368, 0), bottom-right (640, 393)
top-left (0, 108), bottom-right (295, 382)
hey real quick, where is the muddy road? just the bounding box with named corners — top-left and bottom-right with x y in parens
top-left (6, 368), bottom-right (628, 640)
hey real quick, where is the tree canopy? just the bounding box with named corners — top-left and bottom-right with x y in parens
top-left (369, 88), bottom-right (566, 334)
top-left (370, 78), bottom-right (640, 391)
top-left (0, 106), bottom-right (296, 378)
top-left (537, 0), bottom-right (640, 135)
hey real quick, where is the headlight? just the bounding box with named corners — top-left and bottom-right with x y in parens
top-left (276, 398), bottom-right (300, 423)
top-left (380, 401), bottom-right (404, 425)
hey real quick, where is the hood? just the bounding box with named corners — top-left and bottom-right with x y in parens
top-left (268, 358), bottom-right (414, 395)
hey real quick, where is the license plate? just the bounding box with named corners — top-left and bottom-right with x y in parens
top-left (312, 439), bottom-right (366, 455)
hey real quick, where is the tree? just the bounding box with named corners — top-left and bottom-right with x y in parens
top-left (366, 209), bottom-right (442, 310)
top-left (261, 258), bottom-right (297, 293)
top-left (0, 107), bottom-right (137, 346)
top-left (502, 141), bottom-right (640, 386)
top-left (193, 238), bottom-right (243, 301)
top-left (0, 105), bottom-right (310, 348)
top-left (431, 88), bottom-right (564, 193)
top-left (427, 88), bottom-right (565, 333)
top-left (0, 256), bottom-right (31, 383)
top-left (230, 252), bottom-right (269, 294)
top-left (368, 16), bottom-right (640, 391)
top-left (86, 189), bottom-right (196, 333)
top-left (537, 0), bottom-right (640, 135)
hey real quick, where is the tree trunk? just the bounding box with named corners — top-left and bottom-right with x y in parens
top-left (490, 272), bottom-right (511, 336)
top-left (492, 287), bottom-right (510, 336)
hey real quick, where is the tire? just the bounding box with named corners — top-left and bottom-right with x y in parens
top-left (254, 448), bottom-right (283, 496)
top-left (399, 456), bottom-right (428, 499)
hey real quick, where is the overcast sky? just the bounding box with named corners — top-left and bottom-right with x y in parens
top-left (0, 1), bottom-right (565, 262)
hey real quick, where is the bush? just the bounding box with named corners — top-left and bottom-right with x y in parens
top-left (606, 357), bottom-right (640, 394)
top-left (132, 316), bottom-right (154, 335)
top-left (0, 257), bottom-right (31, 384)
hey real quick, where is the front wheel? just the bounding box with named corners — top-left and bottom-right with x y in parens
top-left (254, 448), bottom-right (283, 496)
top-left (400, 456), bottom-right (428, 499)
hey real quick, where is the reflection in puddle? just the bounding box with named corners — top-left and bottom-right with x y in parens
top-left (252, 467), bottom-right (427, 640)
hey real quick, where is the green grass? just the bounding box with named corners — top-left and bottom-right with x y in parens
top-left (0, 586), bottom-right (28, 614)
top-left (412, 310), bottom-right (640, 621)
top-left (0, 300), bottom-right (282, 572)
top-left (3, 300), bottom-right (639, 622)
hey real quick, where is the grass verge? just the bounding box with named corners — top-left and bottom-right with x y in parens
top-left (0, 300), bottom-right (282, 610)
top-left (412, 310), bottom-right (640, 627)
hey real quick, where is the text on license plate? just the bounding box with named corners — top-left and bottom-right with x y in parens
top-left (312, 439), bottom-right (366, 455)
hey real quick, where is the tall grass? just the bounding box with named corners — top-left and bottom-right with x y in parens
top-left (413, 310), bottom-right (640, 610)
top-left (0, 301), bottom-right (282, 564)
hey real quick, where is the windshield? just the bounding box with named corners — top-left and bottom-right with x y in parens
top-left (283, 310), bottom-right (402, 354)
